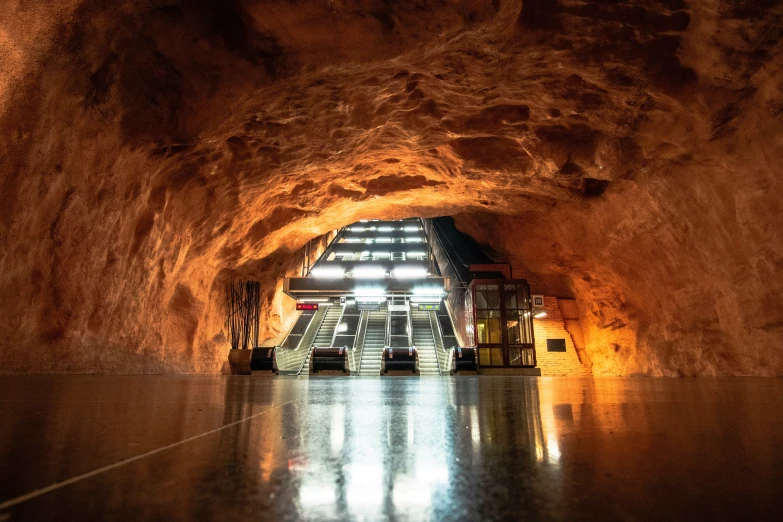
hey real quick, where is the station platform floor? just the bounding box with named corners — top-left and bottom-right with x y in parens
top-left (1, 375), bottom-right (782, 520)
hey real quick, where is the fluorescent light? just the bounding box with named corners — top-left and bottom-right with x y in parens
top-left (403, 226), bottom-right (419, 232)
top-left (353, 265), bottom-right (386, 278)
top-left (413, 287), bottom-right (442, 296)
top-left (351, 227), bottom-right (365, 231)
top-left (393, 267), bottom-right (428, 279)
top-left (405, 237), bottom-right (423, 243)
top-left (355, 286), bottom-right (384, 296)
top-left (357, 297), bottom-right (383, 303)
top-left (311, 267), bottom-right (345, 278)
top-left (534, 311), bottom-right (548, 319)
top-left (406, 251), bottom-right (426, 257)
top-left (410, 297), bottom-right (440, 304)
top-left (375, 237), bottom-right (392, 243)
top-left (378, 226), bottom-right (393, 232)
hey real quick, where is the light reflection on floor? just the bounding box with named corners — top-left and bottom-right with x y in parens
top-left (1, 375), bottom-right (782, 520)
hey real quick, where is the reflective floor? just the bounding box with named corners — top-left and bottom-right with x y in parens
top-left (1, 376), bottom-right (782, 521)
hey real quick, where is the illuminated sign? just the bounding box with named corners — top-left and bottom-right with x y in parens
top-left (417, 303), bottom-right (441, 311)
top-left (297, 303), bottom-right (319, 311)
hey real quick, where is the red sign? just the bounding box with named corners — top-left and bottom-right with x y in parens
top-left (296, 303), bottom-right (319, 311)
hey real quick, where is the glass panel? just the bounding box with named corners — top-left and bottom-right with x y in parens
top-left (479, 347), bottom-right (491, 366)
top-left (438, 315), bottom-right (454, 336)
top-left (522, 347), bottom-right (535, 366)
top-left (506, 313), bottom-right (522, 344)
top-left (485, 285), bottom-right (500, 309)
top-left (508, 346), bottom-right (522, 367)
top-left (390, 316), bottom-right (407, 336)
top-left (333, 335), bottom-right (356, 349)
top-left (390, 337), bottom-right (409, 347)
top-left (491, 348), bottom-right (504, 366)
top-left (442, 335), bottom-right (458, 350)
top-left (517, 286), bottom-right (527, 309)
top-left (477, 317), bottom-right (487, 344)
top-left (475, 287), bottom-right (488, 309)
top-left (341, 315), bottom-right (360, 334)
top-left (280, 334), bottom-right (302, 350)
top-left (504, 285), bottom-right (518, 309)
top-left (289, 311), bottom-right (315, 335)
top-left (477, 311), bottom-right (501, 344)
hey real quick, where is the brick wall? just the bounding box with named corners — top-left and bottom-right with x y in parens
top-left (533, 297), bottom-right (591, 376)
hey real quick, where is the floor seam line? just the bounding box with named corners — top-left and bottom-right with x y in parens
top-left (0, 397), bottom-right (302, 512)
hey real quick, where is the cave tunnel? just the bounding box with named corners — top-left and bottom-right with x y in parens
top-left (1, 0), bottom-right (783, 519)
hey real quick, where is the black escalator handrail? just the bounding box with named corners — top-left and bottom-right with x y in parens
top-left (432, 220), bottom-right (471, 269)
top-left (429, 221), bottom-right (471, 286)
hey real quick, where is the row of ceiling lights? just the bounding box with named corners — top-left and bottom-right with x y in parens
top-left (311, 266), bottom-right (429, 279)
top-left (333, 251), bottom-right (426, 257)
top-left (342, 237), bottom-right (424, 243)
top-left (349, 225), bottom-right (421, 232)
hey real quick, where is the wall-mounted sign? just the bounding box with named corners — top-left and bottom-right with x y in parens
top-left (417, 303), bottom-right (441, 311)
top-left (546, 339), bottom-right (566, 352)
top-left (388, 304), bottom-right (408, 312)
top-left (296, 303), bottom-right (319, 311)
top-left (532, 295), bottom-right (545, 307)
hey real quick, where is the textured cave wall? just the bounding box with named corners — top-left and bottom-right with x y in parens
top-left (0, 0), bottom-right (781, 374)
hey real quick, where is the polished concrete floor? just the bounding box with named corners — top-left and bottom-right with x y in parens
top-left (1, 376), bottom-right (782, 521)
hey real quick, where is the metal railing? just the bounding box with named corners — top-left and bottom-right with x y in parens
top-left (329, 305), bottom-right (347, 347)
top-left (428, 310), bottom-right (446, 375)
top-left (348, 311), bottom-right (368, 373)
top-left (445, 347), bottom-right (455, 376)
top-left (279, 306), bottom-right (330, 375)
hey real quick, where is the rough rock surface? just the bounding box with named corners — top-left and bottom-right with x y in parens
top-left (1, 0), bottom-right (781, 375)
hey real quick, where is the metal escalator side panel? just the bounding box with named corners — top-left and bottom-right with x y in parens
top-left (348, 311), bottom-right (368, 373)
top-left (328, 305), bottom-right (347, 347)
top-left (429, 309), bottom-right (449, 375)
top-left (276, 306), bottom-right (327, 375)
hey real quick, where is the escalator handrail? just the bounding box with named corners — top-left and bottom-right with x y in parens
top-left (445, 346), bottom-right (455, 376)
top-left (427, 310), bottom-right (446, 375)
top-left (293, 306), bottom-right (332, 375)
top-left (349, 311), bottom-right (369, 373)
top-left (428, 222), bottom-right (470, 286)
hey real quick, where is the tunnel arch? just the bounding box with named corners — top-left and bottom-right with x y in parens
top-left (1, 0), bottom-right (782, 375)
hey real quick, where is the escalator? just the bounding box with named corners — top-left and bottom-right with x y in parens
top-left (303, 304), bottom-right (344, 372)
top-left (275, 307), bottom-right (326, 375)
top-left (358, 305), bottom-right (388, 376)
top-left (411, 310), bottom-right (440, 376)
